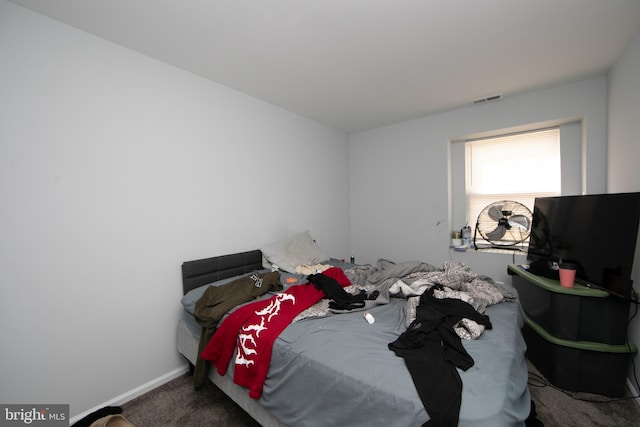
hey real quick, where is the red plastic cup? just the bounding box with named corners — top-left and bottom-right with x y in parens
top-left (558, 263), bottom-right (577, 287)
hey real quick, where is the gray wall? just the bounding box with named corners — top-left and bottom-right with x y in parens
top-left (0, 1), bottom-right (350, 419)
top-left (348, 76), bottom-right (608, 286)
top-left (608, 26), bottom-right (640, 392)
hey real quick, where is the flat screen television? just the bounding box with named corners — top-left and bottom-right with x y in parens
top-left (527, 192), bottom-right (640, 298)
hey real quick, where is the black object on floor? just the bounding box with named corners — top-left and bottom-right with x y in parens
top-left (525, 400), bottom-right (544, 427)
top-left (71, 406), bottom-right (123, 427)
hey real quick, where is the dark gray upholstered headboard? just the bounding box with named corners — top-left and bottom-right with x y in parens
top-left (181, 249), bottom-right (263, 295)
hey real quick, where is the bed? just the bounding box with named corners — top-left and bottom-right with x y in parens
top-left (176, 236), bottom-right (531, 426)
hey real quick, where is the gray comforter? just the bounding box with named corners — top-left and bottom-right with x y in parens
top-left (182, 260), bottom-right (531, 426)
top-left (257, 293), bottom-right (530, 426)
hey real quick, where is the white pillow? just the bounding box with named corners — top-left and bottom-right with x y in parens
top-left (261, 231), bottom-right (329, 273)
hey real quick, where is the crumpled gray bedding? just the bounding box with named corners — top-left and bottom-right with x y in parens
top-left (294, 260), bottom-right (516, 341)
top-left (346, 259), bottom-right (515, 306)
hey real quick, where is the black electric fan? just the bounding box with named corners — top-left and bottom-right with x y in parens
top-left (473, 200), bottom-right (532, 248)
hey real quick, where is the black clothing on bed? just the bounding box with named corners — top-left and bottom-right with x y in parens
top-left (306, 273), bottom-right (377, 310)
top-left (389, 285), bottom-right (492, 427)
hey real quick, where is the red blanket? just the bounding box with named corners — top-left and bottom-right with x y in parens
top-left (201, 267), bottom-right (350, 398)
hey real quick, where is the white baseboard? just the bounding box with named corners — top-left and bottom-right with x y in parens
top-left (69, 364), bottom-right (189, 425)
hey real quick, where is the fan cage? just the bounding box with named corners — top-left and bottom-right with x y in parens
top-left (473, 200), bottom-right (533, 249)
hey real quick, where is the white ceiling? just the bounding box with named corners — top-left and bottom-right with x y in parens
top-left (9, 0), bottom-right (640, 133)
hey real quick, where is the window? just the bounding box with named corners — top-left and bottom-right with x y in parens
top-left (464, 128), bottom-right (561, 234)
top-left (451, 121), bottom-right (582, 244)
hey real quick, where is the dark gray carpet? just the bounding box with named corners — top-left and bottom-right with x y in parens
top-left (121, 361), bottom-right (640, 426)
top-left (527, 361), bottom-right (640, 427)
top-left (121, 373), bottom-right (259, 427)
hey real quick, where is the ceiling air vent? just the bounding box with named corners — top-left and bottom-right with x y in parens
top-left (471, 94), bottom-right (502, 105)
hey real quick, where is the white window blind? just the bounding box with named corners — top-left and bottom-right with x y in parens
top-left (465, 128), bottom-right (561, 227)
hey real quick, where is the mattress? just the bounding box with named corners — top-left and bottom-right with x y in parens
top-left (176, 263), bottom-right (531, 426)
